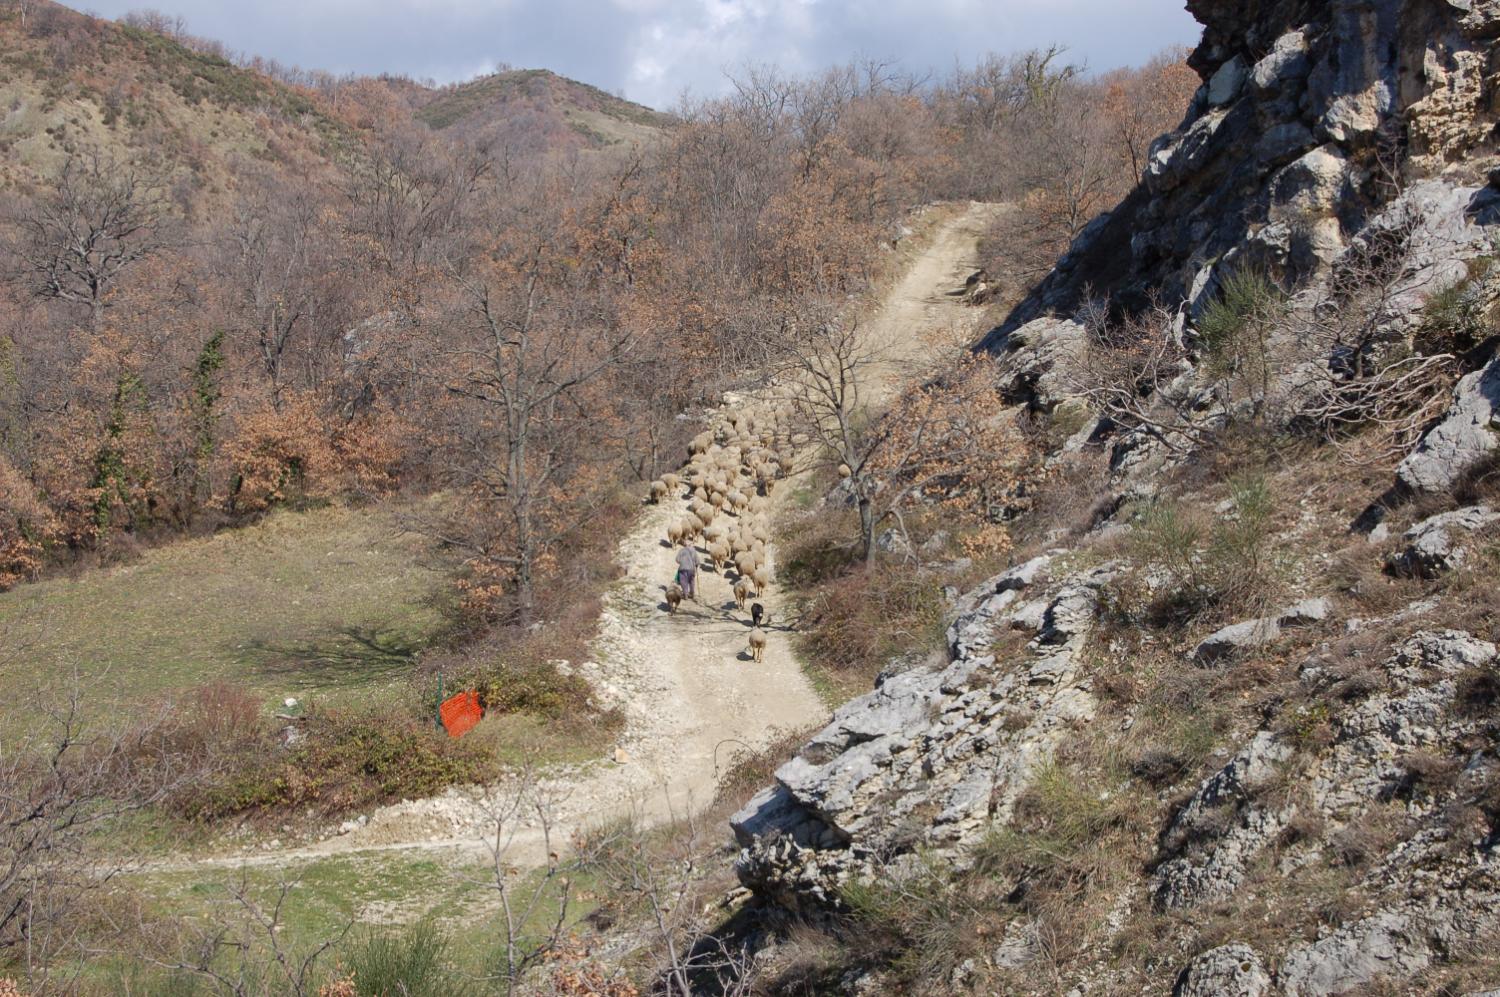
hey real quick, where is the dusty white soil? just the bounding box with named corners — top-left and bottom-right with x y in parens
top-left (143, 201), bottom-right (1001, 875)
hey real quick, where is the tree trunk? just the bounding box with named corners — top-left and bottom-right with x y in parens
top-left (859, 493), bottom-right (876, 564)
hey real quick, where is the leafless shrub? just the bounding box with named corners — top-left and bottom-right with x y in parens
top-left (1289, 205), bottom-right (1465, 467)
top-left (0, 685), bottom-right (191, 990)
top-left (155, 874), bottom-right (351, 997)
top-left (1067, 296), bottom-right (1217, 454)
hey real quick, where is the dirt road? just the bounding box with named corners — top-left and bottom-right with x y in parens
top-left (141, 202), bottom-right (1002, 875)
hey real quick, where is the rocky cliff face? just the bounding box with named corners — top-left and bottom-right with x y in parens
top-left (732, 2), bottom-right (1500, 993)
top-left (982, 0), bottom-right (1500, 340)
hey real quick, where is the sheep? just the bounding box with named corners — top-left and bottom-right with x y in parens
top-left (747, 626), bottom-right (768, 663)
top-left (662, 472), bottom-right (681, 492)
top-left (690, 432), bottom-right (712, 455)
top-left (649, 479), bottom-right (668, 503)
top-left (708, 541), bottom-right (730, 571)
top-left (838, 463), bottom-right (852, 478)
top-left (666, 521), bottom-right (685, 546)
top-left (733, 576), bottom-right (753, 609)
top-left (735, 552), bottom-right (758, 581)
top-left (665, 584), bottom-right (684, 614)
top-left (753, 566), bottom-right (770, 592)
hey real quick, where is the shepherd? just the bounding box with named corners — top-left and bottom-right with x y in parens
top-left (675, 540), bottom-right (700, 601)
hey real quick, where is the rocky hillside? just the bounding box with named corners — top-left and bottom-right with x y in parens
top-left (732, 1), bottom-right (1500, 993)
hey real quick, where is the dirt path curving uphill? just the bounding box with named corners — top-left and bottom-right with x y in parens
top-left (138, 201), bottom-right (1003, 876)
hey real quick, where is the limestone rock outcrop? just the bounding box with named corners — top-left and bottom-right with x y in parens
top-left (732, 560), bottom-right (1107, 909)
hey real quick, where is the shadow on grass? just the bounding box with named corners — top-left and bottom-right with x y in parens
top-left (247, 625), bottom-right (427, 685)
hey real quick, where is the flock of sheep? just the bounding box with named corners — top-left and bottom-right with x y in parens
top-left (650, 408), bottom-right (797, 663)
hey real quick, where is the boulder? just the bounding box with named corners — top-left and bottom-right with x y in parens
top-left (1268, 145), bottom-right (1354, 221)
top-left (1207, 56), bottom-right (1249, 106)
top-left (1278, 913), bottom-right (1433, 996)
top-left (1386, 505), bottom-right (1500, 577)
top-left (1277, 597), bottom-right (1333, 627)
top-left (1193, 618), bottom-right (1281, 665)
top-left (1176, 943), bottom-right (1272, 997)
top-left (1250, 30), bottom-right (1311, 92)
top-left (733, 568), bottom-right (1108, 907)
top-left (1152, 732), bottom-right (1293, 909)
top-left (1397, 357), bottom-right (1500, 494)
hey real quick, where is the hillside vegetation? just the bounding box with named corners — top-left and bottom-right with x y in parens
top-left (413, 68), bottom-right (672, 152)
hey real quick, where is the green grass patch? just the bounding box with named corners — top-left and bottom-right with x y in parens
top-left (97, 849), bottom-right (606, 994)
top-left (0, 501), bottom-right (453, 736)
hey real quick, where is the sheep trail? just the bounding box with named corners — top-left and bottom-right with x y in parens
top-left (136, 201), bottom-right (1004, 877)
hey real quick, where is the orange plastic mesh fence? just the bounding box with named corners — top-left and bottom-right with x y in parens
top-left (440, 690), bottom-right (483, 738)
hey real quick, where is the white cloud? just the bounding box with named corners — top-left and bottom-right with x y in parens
top-left (79, 0), bottom-right (1200, 109)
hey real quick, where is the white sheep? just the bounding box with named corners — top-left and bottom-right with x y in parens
top-left (733, 576), bottom-right (753, 609)
top-left (747, 626), bottom-right (767, 663)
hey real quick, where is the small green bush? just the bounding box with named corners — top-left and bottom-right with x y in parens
top-left (1111, 472), bottom-right (1285, 625)
top-left (1197, 268), bottom-right (1286, 379)
top-left (345, 921), bottom-right (467, 997)
top-left (1418, 258), bottom-right (1497, 357)
top-left (473, 660), bottom-right (597, 721)
top-left (172, 702), bottom-right (485, 822)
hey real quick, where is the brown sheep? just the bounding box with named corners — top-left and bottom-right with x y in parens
top-left (665, 583), bottom-right (684, 614)
top-left (733, 576), bottom-right (753, 609)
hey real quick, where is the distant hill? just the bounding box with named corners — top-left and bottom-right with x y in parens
top-left (0, 1), bottom-right (350, 203)
top-left (0, 2), bottom-right (670, 206)
top-left (412, 68), bottom-right (673, 155)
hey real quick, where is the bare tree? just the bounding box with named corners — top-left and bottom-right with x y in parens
top-left (585, 803), bottom-right (758, 996)
top-left (159, 875), bottom-right (351, 997)
top-left (0, 684), bottom-right (187, 990)
top-left (422, 177), bottom-right (636, 625)
top-left (220, 179), bottom-right (348, 408)
top-left (8, 152), bottom-right (169, 329)
top-left (774, 309), bottom-right (890, 561)
top-left (467, 764), bottom-right (576, 996)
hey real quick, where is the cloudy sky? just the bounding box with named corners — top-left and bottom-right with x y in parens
top-left (80, 0), bottom-right (1201, 110)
